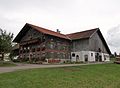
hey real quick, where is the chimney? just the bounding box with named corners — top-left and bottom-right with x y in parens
top-left (56, 29), bottom-right (60, 33)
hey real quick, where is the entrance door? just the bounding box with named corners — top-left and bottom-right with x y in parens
top-left (76, 55), bottom-right (79, 62)
top-left (99, 55), bottom-right (102, 62)
top-left (95, 53), bottom-right (99, 61)
top-left (84, 55), bottom-right (88, 62)
top-left (95, 53), bottom-right (102, 62)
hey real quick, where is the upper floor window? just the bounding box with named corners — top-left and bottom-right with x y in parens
top-left (24, 47), bottom-right (26, 50)
top-left (34, 32), bottom-right (36, 35)
top-left (42, 47), bottom-right (46, 51)
top-left (32, 48), bottom-right (35, 52)
top-left (20, 47), bottom-right (23, 50)
top-left (37, 48), bottom-right (40, 51)
top-left (50, 43), bottom-right (54, 49)
top-left (51, 38), bottom-right (53, 41)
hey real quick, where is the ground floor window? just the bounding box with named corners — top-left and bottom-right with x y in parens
top-left (72, 53), bottom-right (75, 57)
top-left (91, 53), bottom-right (93, 56)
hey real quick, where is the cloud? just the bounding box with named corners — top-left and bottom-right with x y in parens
top-left (107, 25), bottom-right (120, 53)
top-left (0, 0), bottom-right (120, 54)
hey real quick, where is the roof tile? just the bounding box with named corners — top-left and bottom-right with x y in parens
top-left (28, 23), bottom-right (69, 39)
top-left (66, 28), bottom-right (98, 40)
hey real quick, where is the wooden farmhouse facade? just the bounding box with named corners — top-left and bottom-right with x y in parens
top-left (13, 23), bottom-right (111, 63)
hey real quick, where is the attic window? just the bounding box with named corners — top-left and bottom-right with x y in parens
top-left (72, 53), bottom-right (75, 57)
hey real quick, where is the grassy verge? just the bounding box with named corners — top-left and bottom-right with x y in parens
top-left (0, 63), bottom-right (120, 88)
top-left (0, 61), bottom-right (16, 67)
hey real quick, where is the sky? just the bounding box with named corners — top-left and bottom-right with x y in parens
top-left (0, 0), bottom-right (120, 54)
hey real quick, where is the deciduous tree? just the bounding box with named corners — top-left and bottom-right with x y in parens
top-left (0, 28), bottom-right (13, 60)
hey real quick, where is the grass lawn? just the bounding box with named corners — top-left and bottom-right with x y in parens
top-left (0, 61), bottom-right (16, 67)
top-left (0, 63), bottom-right (120, 88)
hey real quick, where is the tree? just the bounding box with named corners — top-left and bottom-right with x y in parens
top-left (114, 52), bottom-right (117, 57)
top-left (0, 28), bottom-right (13, 60)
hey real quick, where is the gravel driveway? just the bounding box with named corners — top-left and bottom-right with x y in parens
top-left (0, 62), bottom-right (110, 74)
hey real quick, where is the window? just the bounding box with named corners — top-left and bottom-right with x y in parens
top-left (72, 53), bottom-right (75, 57)
top-left (37, 54), bottom-right (40, 58)
top-left (32, 48), bottom-right (35, 52)
top-left (62, 53), bottom-right (65, 59)
top-left (26, 49), bottom-right (29, 53)
top-left (37, 48), bottom-right (40, 51)
top-left (50, 43), bottom-right (54, 49)
top-left (24, 47), bottom-right (26, 50)
top-left (28, 47), bottom-right (30, 50)
top-left (20, 47), bottom-right (23, 50)
top-left (91, 53), bottom-right (93, 56)
top-left (50, 52), bottom-right (54, 58)
top-left (33, 54), bottom-right (35, 58)
top-left (51, 38), bottom-right (53, 41)
top-left (104, 57), bottom-right (106, 60)
top-left (42, 36), bottom-right (45, 42)
top-left (34, 32), bottom-right (36, 35)
top-left (60, 53), bottom-right (63, 59)
top-left (42, 47), bottom-right (45, 51)
top-left (20, 50), bottom-right (22, 53)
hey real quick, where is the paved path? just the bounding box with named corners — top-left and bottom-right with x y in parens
top-left (0, 62), bottom-right (110, 74)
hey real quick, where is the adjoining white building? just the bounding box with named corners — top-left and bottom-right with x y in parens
top-left (71, 51), bottom-right (110, 62)
top-left (67, 28), bottom-right (111, 62)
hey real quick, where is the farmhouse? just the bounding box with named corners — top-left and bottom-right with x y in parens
top-left (13, 23), bottom-right (111, 63)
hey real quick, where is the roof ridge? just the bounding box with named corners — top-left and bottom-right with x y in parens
top-left (27, 23), bottom-right (69, 39)
top-left (27, 23), bottom-right (66, 35)
top-left (66, 28), bottom-right (99, 35)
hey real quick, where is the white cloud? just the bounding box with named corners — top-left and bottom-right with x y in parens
top-left (0, 0), bottom-right (120, 53)
top-left (107, 25), bottom-right (120, 54)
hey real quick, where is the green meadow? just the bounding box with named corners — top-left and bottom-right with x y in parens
top-left (0, 63), bottom-right (120, 88)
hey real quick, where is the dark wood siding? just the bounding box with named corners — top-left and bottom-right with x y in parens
top-left (71, 39), bottom-right (89, 52)
top-left (89, 32), bottom-right (108, 53)
top-left (45, 35), bottom-right (71, 59)
top-left (19, 28), bottom-right (70, 62)
top-left (20, 28), bottom-right (42, 42)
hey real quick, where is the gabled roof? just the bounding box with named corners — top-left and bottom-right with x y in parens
top-left (13, 23), bottom-right (69, 42)
top-left (66, 28), bottom-right (111, 54)
top-left (66, 28), bottom-right (98, 40)
top-left (13, 23), bottom-right (99, 42)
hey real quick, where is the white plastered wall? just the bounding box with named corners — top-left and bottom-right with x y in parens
top-left (71, 51), bottom-right (110, 62)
